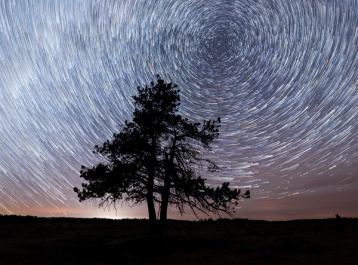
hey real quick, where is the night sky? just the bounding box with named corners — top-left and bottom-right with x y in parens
top-left (0, 0), bottom-right (357, 220)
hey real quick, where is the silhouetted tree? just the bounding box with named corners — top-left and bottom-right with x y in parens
top-left (159, 115), bottom-right (250, 221)
top-left (74, 76), bottom-right (249, 223)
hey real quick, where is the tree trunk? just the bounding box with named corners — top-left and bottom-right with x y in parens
top-left (147, 176), bottom-right (156, 222)
top-left (147, 197), bottom-right (156, 222)
top-left (160, 144), bottom-right (175, 223)
top-left (147, 133), bottom-right (157, 223)
top-left (160, 174), bottom-right (170, 222)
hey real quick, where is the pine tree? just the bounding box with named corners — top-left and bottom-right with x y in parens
top-left (74, 76), bottom-right (249, 223)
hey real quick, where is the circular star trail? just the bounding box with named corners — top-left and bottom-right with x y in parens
top-left (0, 0), bottom-right (357, 218)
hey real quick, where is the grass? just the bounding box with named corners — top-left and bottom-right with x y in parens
top-left (0, 215), bottom-right (357, 265)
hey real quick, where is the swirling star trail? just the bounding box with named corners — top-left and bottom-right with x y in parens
top-left (0, 0), bottom-right (357, 219)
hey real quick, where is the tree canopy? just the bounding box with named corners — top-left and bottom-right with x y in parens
top-left (74, 76), bottom-right (249, 222)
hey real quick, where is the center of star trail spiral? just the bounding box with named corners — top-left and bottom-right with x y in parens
top-left (0, 0), bottom-right (357, 217)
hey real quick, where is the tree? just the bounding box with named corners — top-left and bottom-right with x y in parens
top-left (159, 115), bottom-right (250, 221)
top-left (74, 76), bottom-right (249, 223)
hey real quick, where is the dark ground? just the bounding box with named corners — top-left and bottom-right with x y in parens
top-left (0, 215), bottom-right (357, 265)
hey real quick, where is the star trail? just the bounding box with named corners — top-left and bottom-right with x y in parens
top-left (0, 0), bottom-right (357, 219)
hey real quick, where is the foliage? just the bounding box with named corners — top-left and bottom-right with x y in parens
top-left (74, 76), bottom-right (249, 221)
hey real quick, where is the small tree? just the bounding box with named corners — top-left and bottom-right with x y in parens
top-left (74, 76), bottom-right (249, 222)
